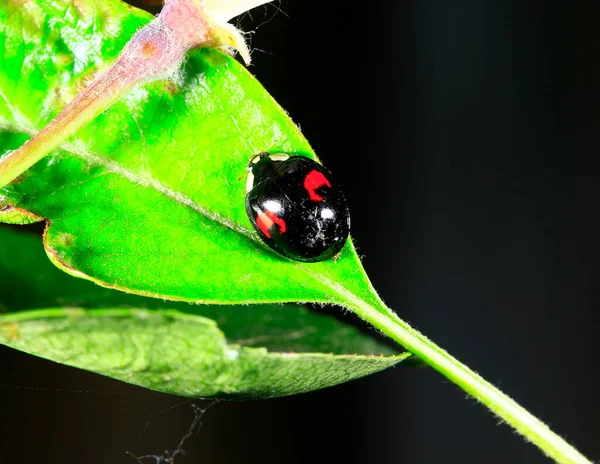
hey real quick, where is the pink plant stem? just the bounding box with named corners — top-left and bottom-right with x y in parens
top-left (0, 0), bottom-right (211, 188)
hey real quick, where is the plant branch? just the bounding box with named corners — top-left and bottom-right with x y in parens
top-left (342, 291), bottom-right (591, 464)
top-left (0, 1), bottom-right (591, 462)
top-left (0, 0), bottom-right (263, 189)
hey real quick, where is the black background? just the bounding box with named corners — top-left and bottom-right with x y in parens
top-left (1, 1), bottom-right (599, 463)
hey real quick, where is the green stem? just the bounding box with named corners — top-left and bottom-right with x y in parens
top-left (344, 293), bottom-right (591, 464)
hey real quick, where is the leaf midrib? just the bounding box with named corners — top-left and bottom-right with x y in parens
top-left (0, 121), bottom-right (255, 237)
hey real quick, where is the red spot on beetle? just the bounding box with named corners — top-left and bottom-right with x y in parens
top-left (304, 170), bottom-right (331, 202)
top-left (256, 211), bottom-right (287, 238)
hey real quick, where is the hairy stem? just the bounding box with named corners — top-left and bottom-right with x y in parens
top-left (343, 292), bottom-right (591, 464)
top-left (0, 77), bottom-right (127, 188)
top-left (0, 0), bottom-right (249, 189)
top-left (0, 0), bottom-right (589, 462)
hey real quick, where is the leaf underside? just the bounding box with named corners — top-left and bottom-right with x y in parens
top-left (0, 307), bottom-right (407, 399)
top-left (0, 221), bottom-right (407, 398)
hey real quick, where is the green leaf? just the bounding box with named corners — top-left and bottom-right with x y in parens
top-left (0, 0), bottom-right (385, 315)
top-left (0, 226), bottom-right (408, 397)
top-left (0, 308), bottom-right (407, 398)
top-left (0, 0), bottom-right (406, 397)
top-left (0, 4), bottom-right (594, 462)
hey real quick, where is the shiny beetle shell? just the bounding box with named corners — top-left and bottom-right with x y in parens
top-left (245, 153), bottom-right (350, 262)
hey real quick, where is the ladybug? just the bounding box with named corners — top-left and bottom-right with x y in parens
top-left (245, 153), bottom-right (350, 262)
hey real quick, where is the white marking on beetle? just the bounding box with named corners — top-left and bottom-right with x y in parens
top-left (321, 208), bottom-right (334, 219)
top-left (245, 170), bottom-right (254, 192)
top-left (269, 153), bottom-right (289, 161)
top-left (263, 199), bottom-right (281, 213)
